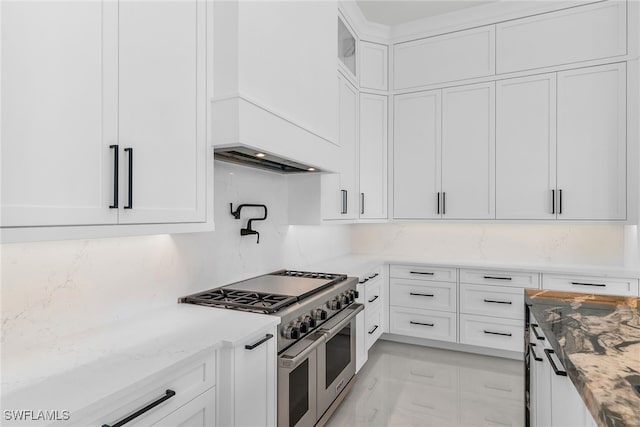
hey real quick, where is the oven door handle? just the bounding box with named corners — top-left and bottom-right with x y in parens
top-left (319, 304), bottom-right (364, 339)
top-left (278, 333), bottom-right (325, 369)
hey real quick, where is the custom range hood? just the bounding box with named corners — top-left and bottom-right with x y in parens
top-left (214, 146), bottom-right (321, 174)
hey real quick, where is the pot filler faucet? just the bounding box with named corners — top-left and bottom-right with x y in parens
top-left (230, 203), bottom-right (268, 243)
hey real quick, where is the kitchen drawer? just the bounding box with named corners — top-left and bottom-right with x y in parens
top-left (365, 276), bottom-right (383, 309)
top-left (390, 279), bottom-right (456, 312)
top-left (459, 394), bottom-right (522, 427)
top-left (460, 283), bottom-right (524, 320)
top-left (459, 314), bottom-right (523, 353)
top-left (84, 348), bottom-right (216, 427)
top-left (459, 367), bottom-right (523, 402)
top-left (365, 305), bottom-right (383, 350)
top-left (460, 268), bottom-right (538, 288)
top-left (390, 264), bottom-right (457, 283)
top-left (542, 274), bottom-right (639, 296)
top-left (390, 307), bottom-right (457, 343)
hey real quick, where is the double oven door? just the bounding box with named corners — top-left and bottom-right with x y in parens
top-left (278, 303), bottom-right (363, 427)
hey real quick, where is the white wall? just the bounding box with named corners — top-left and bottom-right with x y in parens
top-left (0, 162), bottom-right (350, 354)
top-left (351, 223), bottom-right (628, 267)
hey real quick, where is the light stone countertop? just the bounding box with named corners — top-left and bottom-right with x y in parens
top-left (1, 303), bottom-right (279, 423)
top-left (526, 290), bottom-right (640, 427)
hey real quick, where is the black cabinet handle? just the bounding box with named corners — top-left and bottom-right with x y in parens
top-left (483, 299), bottom-right (512, 305)
top-left (245, 333), bottom-right (273, 350)
top-left (410, 292), bottom-right (434, 297)
top-left (368, 295), bottom-right (379, 303)
top-left (124, 147), bottom-right (133, 209)
top-left (531, 323), bottom-right (545, 341)
top-left (571, 282), bottom-right (606, 287)
top-left (551, 189), bottom-right (555, 214)
top-left (368, 325), bottom-right (379, 334)
top-left (530, 343), bottom-right (543, 362)
top-left (360, 193), bottom-right (365, 215)
top-left (544, 348), bottom-right (567, 376)
top-left (109, 145), bottom-right (119, 209)
top-left (102, 389), bottom-right (175, 427)
top-left (442, 192), bottom-right (446, 215)
top-left (410, 271), bottom-right (434, 276)
top-left (483, 276), bottom-right (512, 281)
top-left (558, 189), bottom-right (563, 214)
top-left (410, 321), bottom-right (434, 327)
top-left (484, 330), bottom-right (512, 337)
top-left (437, 192), bottom-right (440, 214)
top-left (341, 190), bottom-right (347, 214)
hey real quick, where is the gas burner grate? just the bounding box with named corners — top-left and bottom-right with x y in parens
top-left (179, 288), bottom-right (296, 314)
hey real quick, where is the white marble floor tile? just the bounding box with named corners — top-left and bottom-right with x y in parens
top-left (326, 340), bottom-right (524, 427)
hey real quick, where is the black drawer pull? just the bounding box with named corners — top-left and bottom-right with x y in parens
top-left (245, 333), bottom-right (274, 350)
top-left (483, 299), bottom-right (512, 305)
top-left (544, 348), bottom-right (567, 376)
top-left (531, 323), bottom-right (545, 341)
top-left (530, 343), bottom-right (543, 362)
top-left (484, 330), bottom-right (512, 337)
top-left (483, 276), bottom-right (512, 281)
top-left (109, 145), bottom-right (119, 209)
top-left (571, 282), bottom-right (606, 287)
top-left (368, 325), bottom-right (379, 334)
top-left (410, 271), bottom-right (434, 275)
top-left (102, 389), bottom-right (176, 427)
top-left (410, 321), bottom-right (434, 327)
top-left (368, 295), bottom-right (379, 303)
top-left (410, 292), bottom-right (434, 297)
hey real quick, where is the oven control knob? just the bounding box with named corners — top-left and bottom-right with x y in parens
top-left (284, 325), bottom-right (300, 340)
top-left (303, 315), bottom-right (316, 329)
top-left (329, 299), bottom-right (342, 311)
top-left (294, 320), bottom-right (308, 334)
top-left (312, 309), bottom-right (327, 321)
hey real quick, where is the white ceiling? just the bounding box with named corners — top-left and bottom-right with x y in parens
top-left (356, 0), bottom-right (496, 26)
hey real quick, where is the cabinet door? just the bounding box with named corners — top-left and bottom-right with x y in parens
top-left (118, 1), bottom-right (208, 224)
top-left (234, 330), bottom-right (277, 427)
top-left (359, 93), bottom-right (388, 219)
top-left (442, 82), bottom-right (495, 219)
top-left (393, 90), bottom-right (442, 219)
top-left (496, 74), bottom-right (557, 219)
top-left (1, 1), bottom-right (118, 227)
top-left (360, 41), bottom-right (388, 91)
top-left (150, 388), bottom-right (215, 427)
top-left (557, 63), bottom-right (626, 220)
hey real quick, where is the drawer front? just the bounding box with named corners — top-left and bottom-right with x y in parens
top-left (85, 348), bottom-right (216, 427)
top-left (365, 306), bottom-right (383, 350)
top-left (390, 279), bottom-right (456, 312)
top-left (459, 283), bottom-right (524, 320)
top-left (543, 274), bottom-right (639, 297)
top-left (459, 368), bottom-right (523, 402)
top-left (459, 314), bottom-right (523, 352)
top-left (365, 277), bottom-right (383, 309)
top-left (390, 307), bottom-right (457, 342)
top-left (460, 269), bottom-right (538, 288)
top-left (390, 265), bottom-right (457, 283)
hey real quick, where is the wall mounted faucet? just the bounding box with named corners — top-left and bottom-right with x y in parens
top-left (230, 203), bottom-right (268, 244)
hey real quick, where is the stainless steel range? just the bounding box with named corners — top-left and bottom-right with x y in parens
top-left (179, 269), bottom-right (363, 427)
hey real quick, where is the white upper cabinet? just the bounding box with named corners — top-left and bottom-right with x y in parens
top-left (496, 74), bottom-right (557, 220)
top-left (441, 82), bottom-right (495, 219)
top-left (556, 63), bottom-right (627, 220)
top-left (496, 1), bottom-right (627, 74)
top-left (118, 1), bottom-right (208, 224)
top-left (393, 90), bottom-right (442, 219)
top-left (359, 93), bottom-right (388, 219)
top-left (338, 15), bottom-right (357, 81)
top-left (359, 41), bottom-right (388, 91)
top-left (1, 1), bottom-right (118, 227)
top-left (393, 26), bottom-right (495, 90)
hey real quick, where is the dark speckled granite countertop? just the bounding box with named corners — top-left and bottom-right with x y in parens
top-left (526, 289), bottom-right (640, 427)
